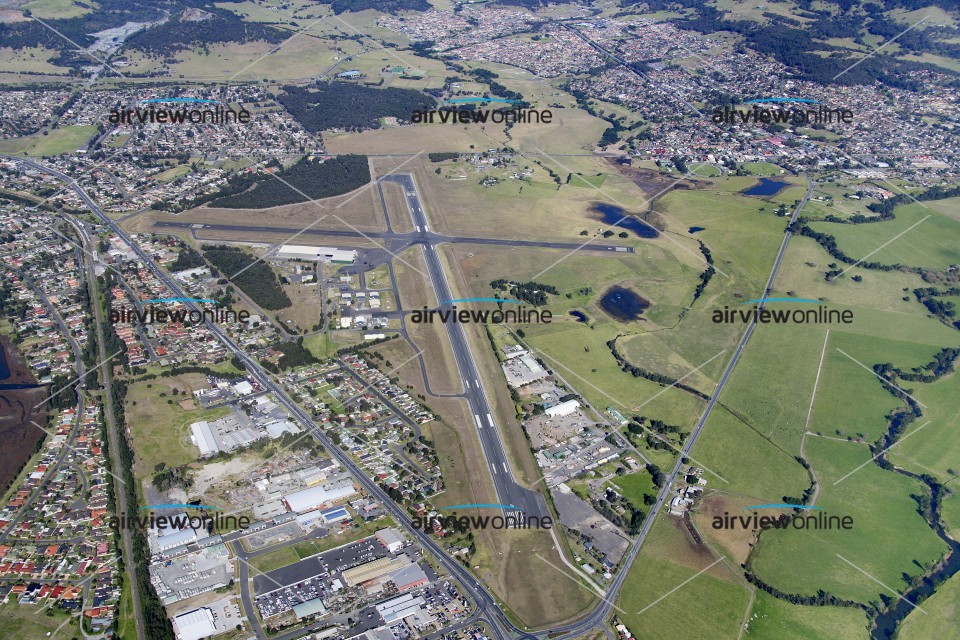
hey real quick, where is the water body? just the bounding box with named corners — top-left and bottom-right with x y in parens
top-left (742, 177), bottom-right (790, 197)
top-left (590, 203), bottom-right (658, 238)
top-left (0, 342), bottom-right (9, 380)
top-left (688, 226), bottom-right (705, 234)
top-left (599, 286), bottom-right (649, 322)
top-left (569, 310), bottom-right (588, 323)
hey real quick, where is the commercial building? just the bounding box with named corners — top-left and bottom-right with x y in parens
top-left (292, 597), bottom-right (327, 620)
top-left (190, 421), bottom-right (218, 457)
top-left (375, 528), bottom-right (405, 553)
top-left (342, 556), bottom-right (410, 587)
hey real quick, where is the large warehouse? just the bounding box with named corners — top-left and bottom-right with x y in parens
top-left (276, 244), bottom-right (357, 264)
top-left (281, 482), bottom-right (357, 513)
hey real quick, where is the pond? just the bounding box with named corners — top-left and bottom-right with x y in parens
top-left (569, 310), bottom-right (588, 323)
top-left (742, 177), bottom-right (790, 197)
top-left (591, 203), bottom-right (658, 238)
top-left (688, 226), bottom-right (705, 234)
top-left (599, 286), bottom-right (649, 321)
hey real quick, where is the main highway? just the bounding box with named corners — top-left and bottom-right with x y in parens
top-left (19, 154), bottom-right (814, 640)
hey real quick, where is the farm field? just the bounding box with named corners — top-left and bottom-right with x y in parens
top-left (809, 202), bottom-right (960, 270)
top-left (749, 436), bottom-right (948, 606)
top-left (897, 569), bottom-right (960, 640)
top-left (615, 516), bottom-right (750, 639)
top-left (744, 590), bottom-right (869, 639)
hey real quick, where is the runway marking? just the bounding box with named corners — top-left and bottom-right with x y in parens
top-left (486, 413), bottom-right (493, 426)
top-left (503, 462), bottom-right (509, 473)
top-left (474, 415), bottom-right (482, 429)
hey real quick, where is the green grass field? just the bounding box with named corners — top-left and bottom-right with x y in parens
top-left (0, 125), bottom-right (97, 156)
top-left (897, 565), bottom-right (960, 639)
top-left (126, 374), bottom-right (232, 477)
top-left (750, 436), bottom-right (948, 606)
top-left (22, 0), bottom-right (92, 18)
top-left (0, 601), bottom-right (77, 640)
top-left (740, 162), bottom-right (784, 176)
top-left (809, 200), bottom-right (960, 271)
top-left (745, 590), bottom-right (869, 639)
top-left (616, 516), bottom-right (750, 639)
top-left (248, 545), bottom-right (301, 574)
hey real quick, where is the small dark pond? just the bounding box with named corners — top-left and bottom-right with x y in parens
top-left (688, 226), bottom-right (705, 234)
top-left (569, 310), bottom-right (588, 323)
top-left (599, 286), bottom-right (649, 321)
top-left (742, 177), bottom-right (789, 197)
top-left (591, 203), bottom-right (658, 238)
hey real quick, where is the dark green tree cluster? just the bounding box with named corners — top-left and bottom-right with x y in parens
top-left (204, 155), bottom-right (371, 209)
top-left (278, 83), bottom-right (435, 132)
top-left (169, 244), bottom-right (205, 271)
top-left (202, 246), bottom-right (291, 310)
top-left (489, 279), bottom-right (558, 306)
top-left (124, 9), bottom-right (287, 54)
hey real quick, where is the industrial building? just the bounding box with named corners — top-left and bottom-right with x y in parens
top-left (276, 244), bottom-right (357, 264)
top-left (545, 399), bottom-right (581, 418)
top-left (282, 481), bottom-right (357, 513)
top-left (171, 607), bottom-right (217, 640)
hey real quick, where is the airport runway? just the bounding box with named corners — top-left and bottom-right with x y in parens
top-left (380, 174), bottom-right (549, 522)
top-left (151, 221), bottom-right (635, 255)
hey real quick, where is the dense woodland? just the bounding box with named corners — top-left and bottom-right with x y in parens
top-left (193, 155), bottom-right (370, 209)
top-left (202, 245), bottom-right (292, 310)
top-left (326, 0), bottom-right (429, 13)
top-left (279, 83), bottom-right (435, 133)
top-left (125, 9), bottom-right (287, 54)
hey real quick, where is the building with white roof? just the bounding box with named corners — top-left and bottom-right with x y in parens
top-left (545, 399), bottom-right (581, 418)
top-left (172, 607), bottom-right (217, 640)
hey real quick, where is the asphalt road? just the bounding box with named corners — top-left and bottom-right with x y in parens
top-left (380, 174), bottom-right (549, 522)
